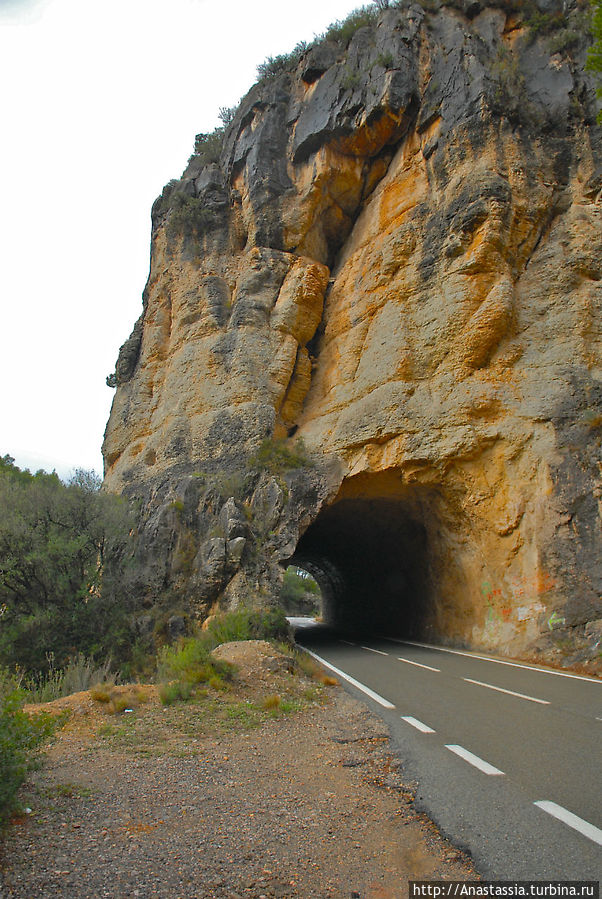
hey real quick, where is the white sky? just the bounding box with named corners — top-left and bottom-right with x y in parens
top-left (1, 0), bottom-right (363, 479)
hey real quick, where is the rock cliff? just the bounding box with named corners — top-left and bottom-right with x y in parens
top-left (103, 0), bottom-right (602, 670)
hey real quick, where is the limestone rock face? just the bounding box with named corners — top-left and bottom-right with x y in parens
top-left (103, 0), bottom-right (602, 670)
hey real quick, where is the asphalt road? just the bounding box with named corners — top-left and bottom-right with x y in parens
top-left (294, 622), bottom-right (602, 880)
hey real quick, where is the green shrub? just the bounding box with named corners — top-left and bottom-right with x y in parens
top-left (256, 43), bottom-right (307, 81)
top-left (158, 680), bottom-right (193, 706)
top-left (249, 437), bottom-right (311, 475)
top-left (375, 51), bottom-right (395, 69)
top-left (190, 128), bottom-right (224, 166)
top-left (166, 193), bottom-right (218, 241)
top-left (203, 607), bottom-right (291, 648)
top-left (323, 5), bottom-right (379, 45)
top-left (255, 4), bottom-right (382, 84)
top-left (154, 608), bottom-right (291, 705)
top-left (0, 672), bottom-right (58, 823)
top-left (524, 8), bottom-right (567, 42)
top-left (157, 637), bottom-right (234, 686)
top-left (547, 27), bottom-right (581, 54)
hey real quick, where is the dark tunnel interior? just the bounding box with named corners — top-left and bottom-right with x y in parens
top-left (287, 485), bottom-right (444, 640)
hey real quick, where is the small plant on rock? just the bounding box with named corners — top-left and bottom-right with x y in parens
top-left (249, 437), bottom-right (311, 475)
top-left (167, 194), bottom-right (217, 241)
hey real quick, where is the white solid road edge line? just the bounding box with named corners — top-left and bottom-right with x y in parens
top-left (445, 744), bottom-right (505, 776)
top-left (385, 638), bottom-right (601, 683)
top-left (302, 648), bottom-right (396, 710)
top-left (398, 657), bottom-right (441, 672)
top-left (463, 677), bottom-right (550, 705)
top-left (402, 716), bottom-right (436, 733)
top-left (534, 801), bottom-right (602, 846)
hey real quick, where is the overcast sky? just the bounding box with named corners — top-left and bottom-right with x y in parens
top-left (1, 0), bottom-right (363, 479)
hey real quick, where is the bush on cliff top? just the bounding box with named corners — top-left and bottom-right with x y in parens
top-left (255, 3), bottom-right (381, 82)
top-left (323, 4), bottom-right (380, 45)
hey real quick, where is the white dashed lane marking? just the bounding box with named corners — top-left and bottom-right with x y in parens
top-left (397, 657), bottom-right (440, 672)
top-left (534, 801), bottom-right (602, 846)
top-left (361, 646), bottom-right (389, 656)
top-left (401, 716), bottom-right (436, 733)
top-left (463, 677), bottom-right (550, 705)
top-left (445, 744), bottom-right (505, 776)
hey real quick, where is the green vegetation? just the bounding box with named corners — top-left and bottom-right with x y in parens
top-left (522, 3), bottom-right (591, 56)
top-left (524, 7), bottom-right (568, 42)
top-left (200, 437), bottom-right (312, 507)
top-left (185, 106), bottom-right (236, 167)
top-left (279, 566), bottom-right (321, 617)
top-left (0, 456), bottom-right (135, 675)
top-left (20, 654), bottom-right (114, 704)
top-left (255, 3), bottom-right (385, 83)
top-left (166, 193), bottom-right (219, 241)
top-left (157, 637), bottom-right (234, 692)
top-left (155, 607), bottom-right (290, 705)
top-left (341, 65), bottom-right (363, 90)
top-left (249, 437), bottom-right (311, 475)
top-left (323, 5), bottom-right (380, 45)
top-left (0, 671), bottom-right (59, 824)
top-left (158, 679), bottom-right (194, 706)
top-left (375, 51), bottom-right (395, 69)
top-left (547, 25), bottom-right (582, 54)
top-left (257, 46), bottom-right (307, 81)
top-left (191, 129), bottom-right (224, 165)
top-left (587, 0), bottom-right (602, 121)
top-left (203, 606), bottom-right (291, 647)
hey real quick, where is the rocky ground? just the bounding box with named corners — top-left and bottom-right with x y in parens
top-left (0, 642), bottom-right (477, 898)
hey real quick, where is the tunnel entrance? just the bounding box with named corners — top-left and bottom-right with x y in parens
top-left (286, 472), bottom-right (460, 640)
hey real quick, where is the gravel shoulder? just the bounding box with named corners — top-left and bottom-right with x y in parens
top-left (0, 642), bottom-right (477, 898)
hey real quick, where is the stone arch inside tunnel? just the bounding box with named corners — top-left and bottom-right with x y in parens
top-left (286, 472), bottom-right (472, 640)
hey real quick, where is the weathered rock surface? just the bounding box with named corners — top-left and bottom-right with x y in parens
top-left (103, 0), bottom-right (602, 670)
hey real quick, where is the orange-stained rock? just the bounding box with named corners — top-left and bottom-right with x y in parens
top-left (103, 2), bottom-right (602, 671)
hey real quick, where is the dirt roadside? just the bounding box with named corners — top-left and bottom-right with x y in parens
top-left (0, 642), bottom-right (477, 898)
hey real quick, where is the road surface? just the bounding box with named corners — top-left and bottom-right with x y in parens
top-left (294, 623), bottom-right (602, 880)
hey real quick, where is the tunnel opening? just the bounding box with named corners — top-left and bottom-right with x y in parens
top-left (278, 565), bottom-right (322, 618)
top-left (286, 472), bottom-right (467, 641)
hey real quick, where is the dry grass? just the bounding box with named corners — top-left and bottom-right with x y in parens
top-left (90, 684), bottom-right (151, 715)
top-left (25, 643), bottom-right (339, 759)
top-left (261, 694), bottom-right (281, 710)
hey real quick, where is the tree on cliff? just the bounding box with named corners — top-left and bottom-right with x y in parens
top-left (0, 456), bottom-right (136, 672)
